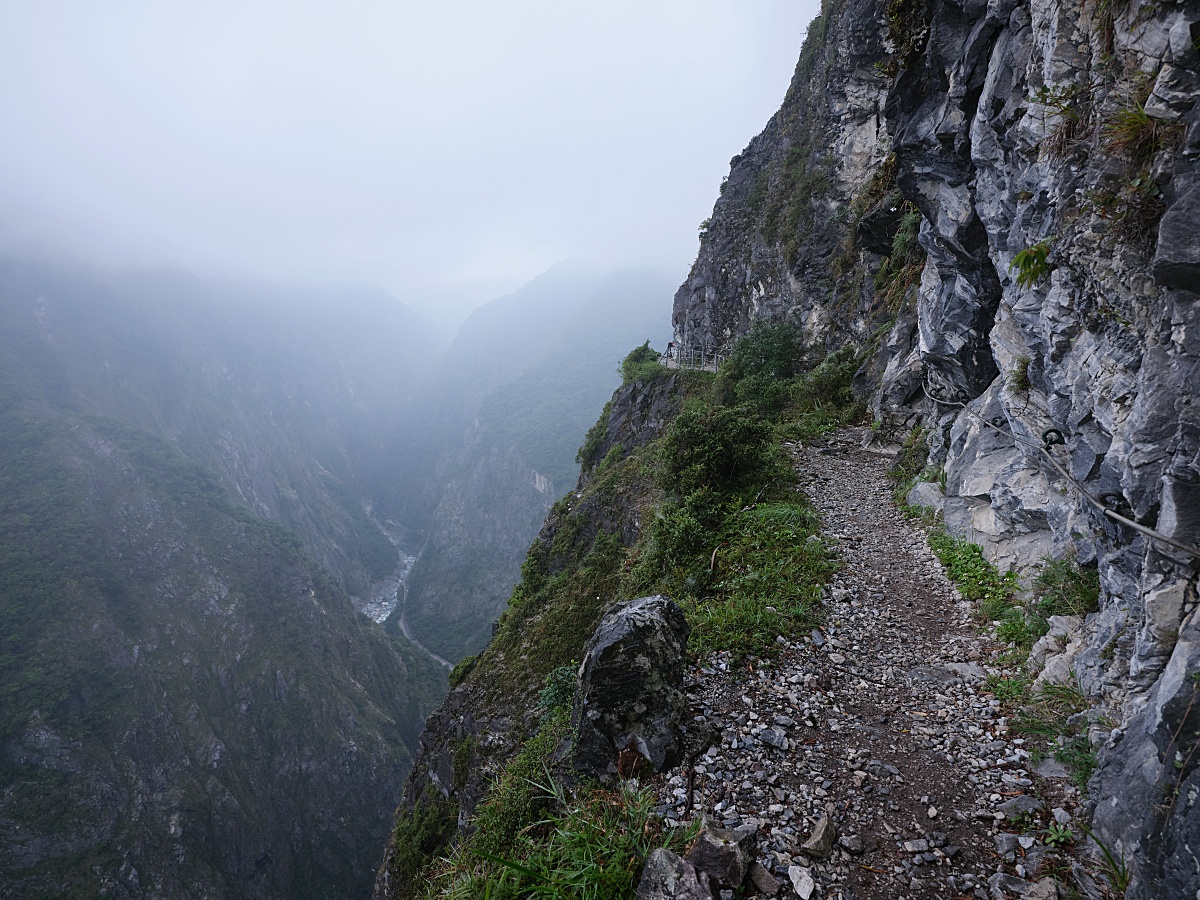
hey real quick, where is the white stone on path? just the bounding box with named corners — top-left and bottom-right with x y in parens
top-left (788, 865), bottom-right (815, 899)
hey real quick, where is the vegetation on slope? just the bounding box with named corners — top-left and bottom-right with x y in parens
top-left (388, 326), bottom-right (865, 897)
top-left (394, 268), bottom-right (674, 663)
top-left (0, 394), bottom-right (446, 900)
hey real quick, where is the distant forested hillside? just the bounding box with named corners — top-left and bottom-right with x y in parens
top-left (0, 258), bottom-right (678, 896)
top-left (0, 260), bottom-right (447, 899)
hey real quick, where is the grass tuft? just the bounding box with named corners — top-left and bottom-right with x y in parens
top-left (684, 503), bottom-right (834, 659)
top-left (1006, 355), bottom-right (1032, 394)
top-left (1102, 100), bottom-right (1178, 166)
top-left (1013, 680), bottom-right (1099, 790)
top-left (427, 767), bottom-right (696, 899)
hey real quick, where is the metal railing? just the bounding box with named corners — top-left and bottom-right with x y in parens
top-left (922, 380), bottom-right (1200, 560)
top-left (659, 342), bottom-right (729, 372)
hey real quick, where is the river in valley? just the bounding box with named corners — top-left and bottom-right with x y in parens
top-left (357, 513), bottom-right (453, 669)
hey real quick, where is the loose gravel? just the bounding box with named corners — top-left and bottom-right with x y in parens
top-left (652, 430), bottom-right (1084, 900)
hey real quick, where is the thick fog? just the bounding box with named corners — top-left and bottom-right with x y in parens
top-left (1, 1), bottom-right (819, 330)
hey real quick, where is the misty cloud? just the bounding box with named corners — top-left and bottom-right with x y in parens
top-left (0, 1), bottom-right (819, 327)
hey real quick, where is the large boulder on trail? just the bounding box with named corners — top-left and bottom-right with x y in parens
top-left (571, 595), bottom-right (691, 780)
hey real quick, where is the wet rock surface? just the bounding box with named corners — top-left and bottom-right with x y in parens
top-left (652, 434), bottom-right (1082, 899)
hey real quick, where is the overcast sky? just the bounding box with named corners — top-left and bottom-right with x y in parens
top-left (1, 1), bottom-right (819, 330)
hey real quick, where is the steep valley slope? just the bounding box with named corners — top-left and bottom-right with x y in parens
top-left (0, 261), bottom-right (448, 899)
top-left (394, 266), bottom-right (674, 662)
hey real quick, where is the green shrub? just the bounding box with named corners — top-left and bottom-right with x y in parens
top-left (985, 673), bottom-right (1030, 704)
top-left (575, 401), bottom-right (613, 467)
top-left (1010, 239), bottom-right (1053, 288)
top-left (775, 347), bottom-right (866, 440)
top-left (731, 373), bottom-right (792, 416)
top-left (714, 333), bottom-right (862, 441)
top-left (658, 399), bottom-right (776, 497)
top-left (996, 607), bottom-right (1039, 649)
top-left (718, 323), bottom-right (808, 415)
top-left (619, 342), bottom-right (665, 386)
top-left (791, 347), bottom-right (859, 407)
top-left (538, 664), bottom-right (578, 715)
top-left (720, 322), bottom-right (807, 384)
top-left (385, 787), bottom-right (460, 898)
top-left (890, 204), bottom-right (923, 265)
top-left (448, 654), bottom-right (479, 688)
top-left (652, 487), bottom-right (727, 567)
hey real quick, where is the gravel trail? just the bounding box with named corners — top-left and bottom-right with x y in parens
top-left (654, 430), bottom-right (1083, 900)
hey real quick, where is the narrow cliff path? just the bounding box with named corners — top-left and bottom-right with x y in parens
top-left (656, 431), bottom-right (1083, 900)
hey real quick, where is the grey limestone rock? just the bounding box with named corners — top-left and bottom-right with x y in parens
top-left (572, 595), bottom-right (691, 779)
top-left (838, 834), bottom-right (866, 855)
top-left (685, 824), bottom-right (756, 888)
top-left (998, 795), bottom-right (1044, 819)
top-left (987, 871), bottom-right (1035, 898)
top-left (905, 480), bottom-right (944, 513)
top-left (669, 0), bottom-right (889, 353)
top-left (747, 861), bottom-right (781, 895)
top-left (1091, 602), bottom-right (1200, 900)
top-left (635, 848), bottom-right (716, 900)
top-left (1153, 177), bottom-right (1200, 289)
top-left (788, 865), bottom-right (816, 899)
top-left (757, 727), bottom-right (787, 750)
top-left (799, 814), bottom-right (837, 860)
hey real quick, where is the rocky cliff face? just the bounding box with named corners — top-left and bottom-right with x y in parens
top-left (671, 0), bottom-right (891, 353)
top-left (672, 0), bottom-right (1200, 894)
top-left (400, 432), bottom-right (560, 661)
